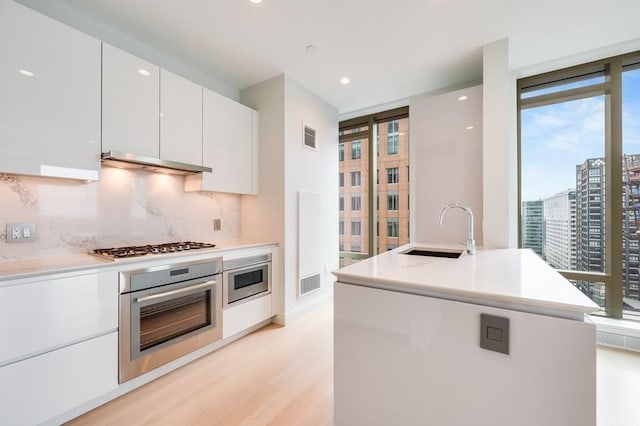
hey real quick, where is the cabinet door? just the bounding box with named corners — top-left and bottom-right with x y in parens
top-left (102, 43), bottom-right (160, 158)
top-left (0, 332), bottom-right (117, 426)
top-left (223, 294), bottom-right (272, 338)
top-left (0, 1), bottom-right (101, 181)
top-left (194, 88), bottom-right (257, 194)
top-left (0, 271), bottom-right (118, 366)
top-left (160, 69), bottom-right (203, 165)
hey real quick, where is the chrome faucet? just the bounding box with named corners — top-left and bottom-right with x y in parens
top-left (438, 204), bottom-right (476, 255)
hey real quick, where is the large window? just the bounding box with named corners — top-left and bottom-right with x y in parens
top-left (338, 107), bottom-right (410, 266)
top-left (519, 51), bottom-right (640, 319)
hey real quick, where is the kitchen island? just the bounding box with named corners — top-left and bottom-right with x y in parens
top-left (333, 243), bottom-right (599, 426)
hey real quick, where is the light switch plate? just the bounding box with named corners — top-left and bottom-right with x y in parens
top-left (6, 223), bottom-right (37, 243)
top-left (213, 218), bottom-right (221, 231)
top-left (480, 313), bottom-right (510, 355)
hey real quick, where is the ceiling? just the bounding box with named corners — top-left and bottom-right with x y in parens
top-left (49, 0), bottom-right (640, 113)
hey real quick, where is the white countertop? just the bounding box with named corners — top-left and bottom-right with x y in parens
top-left (333, 243), bottom-right (600, 320)
top-left (0, 240), bottom-right (276, 282)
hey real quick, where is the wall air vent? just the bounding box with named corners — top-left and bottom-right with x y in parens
top-left (300, 273), bottom-right (321, 296)
top-left (303, 125), bottom-right (317, 151)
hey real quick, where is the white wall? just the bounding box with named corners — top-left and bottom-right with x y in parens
top-left (240, 74), bottom-right (339, 323)
top-left (410, 85), bottom-right (483, 246)
top-left (283, 75), bottom-right (339, 317)
top-left (240, 75), bottom-right (286, 321)
top-left (482, 39), bottom-right (518, 248)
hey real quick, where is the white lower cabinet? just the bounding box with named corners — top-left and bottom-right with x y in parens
top-left (0, 269), bottom-right (118, 425)
top-left (223, 294), bottom-right (272, 339)
top-left (0, 271), bottom-right (118, 366)
top-left (0, 332), bottom-right (118, 426)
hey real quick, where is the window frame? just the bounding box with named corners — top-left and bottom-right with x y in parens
top-left (517, 51), bottom-right (640, 319)
top-left (339, 106), bottom-right (409, 261)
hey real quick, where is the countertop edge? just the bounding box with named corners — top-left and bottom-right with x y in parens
top-left (0, 241), bottom-right (277, 283)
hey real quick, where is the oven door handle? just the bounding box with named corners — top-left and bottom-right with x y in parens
top-left (136, 280), bottom-right (216, 304)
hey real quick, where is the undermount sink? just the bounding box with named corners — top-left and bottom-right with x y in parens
top-left (401, 248), bottom-right (463, 259)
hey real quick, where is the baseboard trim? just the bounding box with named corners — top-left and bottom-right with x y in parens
top-left (48, 319), bottom-right (273, 425)
top-left (274, 290), bottom-right (333, 326)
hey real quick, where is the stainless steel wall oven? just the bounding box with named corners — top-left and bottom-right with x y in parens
top-left (223, 253), bottom-right (271, 307)
top-left (119, 258), bottom-right (222, 383)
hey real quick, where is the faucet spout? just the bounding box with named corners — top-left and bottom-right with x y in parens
top-left (438, 203), bottom-right (476, 255)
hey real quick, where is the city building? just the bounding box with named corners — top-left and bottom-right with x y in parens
top-left (575, 158), bottom-right (606, 306)
top-left (521, 200), bottom-right (544, 257)
top-left (623, 154), bottom-right (640, 307)
top-left (543, 190), bottom-right (576, 271)
top-left (375, 119), bottom-right (410, 252)
top-left (339, 118), bottom-right (410, 265)
top-left (574, 155), bottom-right (640, 308)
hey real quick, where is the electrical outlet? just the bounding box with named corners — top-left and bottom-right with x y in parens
top-left (213, 218), bottom-right (221, 231)
top-left (6, 223), bottom-right (37, 243)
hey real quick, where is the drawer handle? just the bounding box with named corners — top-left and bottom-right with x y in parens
top-left (136, 280), bottom-right (216, 304)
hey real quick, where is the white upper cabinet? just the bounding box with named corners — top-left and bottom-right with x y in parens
top-left (160, 69), bottom-right (203, 166)
top-left (102, 43), bottom-right (160, 158)
top-left (0, 1), bottom-right (101, 181)
top-left (185, 88), bottom-right (258, 194)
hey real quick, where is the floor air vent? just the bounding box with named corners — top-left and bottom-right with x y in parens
top-left (597, 330), bottom-right (640, 352)
top-left (300, 273), bottom-right (321, 296)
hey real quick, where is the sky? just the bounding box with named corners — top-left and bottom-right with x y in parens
top-left (521, 68), bottom-right (640, 201)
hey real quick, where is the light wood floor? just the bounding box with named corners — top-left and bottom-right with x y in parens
top-left (68, 300), bottom-right (640, 426)
top-left (68, 301), bottom-right (334, 426)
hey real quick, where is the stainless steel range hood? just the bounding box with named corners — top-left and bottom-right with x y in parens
top-left (101, 151), bottom-right (212, 176)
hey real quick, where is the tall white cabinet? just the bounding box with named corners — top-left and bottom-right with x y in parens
top-left (185, 88), bottom-right (258, 195)
top-left (160, 70), bottom-right (203, 166)
top-left (0, 0), bottom-right (101, 181)
top-left (102, 43), bottom-right (160, 158)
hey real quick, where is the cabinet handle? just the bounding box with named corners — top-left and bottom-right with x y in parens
top-left (136, 280), bottom-right (216, 304)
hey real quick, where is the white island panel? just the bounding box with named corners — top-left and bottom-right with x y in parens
top-left (334, 282), bottom-right (596, 426)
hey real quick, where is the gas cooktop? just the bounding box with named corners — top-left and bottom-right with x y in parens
top-left (92, 242), bottom-right (216, 260)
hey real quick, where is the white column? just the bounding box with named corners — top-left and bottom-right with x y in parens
top-left (482, 38), bottom-right (518, 248)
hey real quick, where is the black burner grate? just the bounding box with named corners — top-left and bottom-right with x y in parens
top-left (93, 242), bottom-right (216, 259)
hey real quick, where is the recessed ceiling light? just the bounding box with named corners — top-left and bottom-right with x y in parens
top-left (19, 69), bottom-right (34, 77)
top-left (466, 125), bottom-right (474, 130)
top-left (340, 76), bottom-right (350, 85)
top-left (458, 95), bottom-right (468, 101)
top-left (138, 69), bottom-right (151, 76)
top-left (249, 0), bottom-right (262, 3)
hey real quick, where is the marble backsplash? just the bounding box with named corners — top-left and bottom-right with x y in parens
top-left (0, 168), bottom-right (241, 261)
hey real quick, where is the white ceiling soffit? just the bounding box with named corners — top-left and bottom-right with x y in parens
top-left (45, 0), bottom-right (640, 113)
